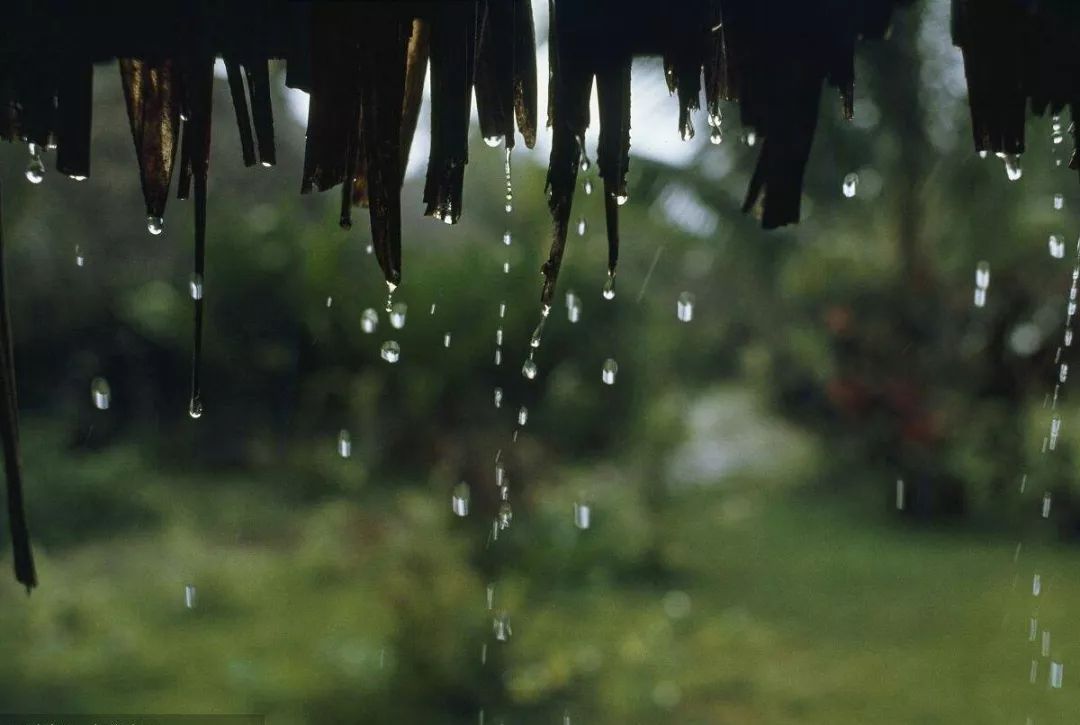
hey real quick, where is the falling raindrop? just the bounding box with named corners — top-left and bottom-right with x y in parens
top-left (566, 291), bottom-right (581, 323)
top-left (91, 378), bottom-right (111, 410)
top-left (483, 135), bottom-right (504, 148)
top-left (583, 179), bottom-right (593, 195)
top-left (188, 396), bottom-right (204, 419)
top-left (1054, 193), bottom-right (1065, 211)
top-left (146, 215), bottom-right (164, 235)
top-left (75, 245), bottom-right (85, 267)
top-left (974, 288), bottom-right (987, 308)
top-left (184, 584), bottom-right (197, 609)
top-left (601, 358), bottom-right (618, 385)
top-left (517, 406), bottom-right (528, 426)
top-left (975, 261), bottom-right (991, 289)
top-left (493, 611), bottom-right (512, 640)
top-left (1042, 630), bottom-right (1051, 657)
top-left (502, 231), bottom-right (512, 246)
top-left (443, 332), bottom-right (452, 348)
top-left (503, 261), bottom-right (510, 274)
top-left (615, 193), bottom-right (629, 206)
top-left (452, 482), bottom-right (470, 517)
top-left (1033, 573), bottom-right (1042, 596)
top-left (1067, 329), bottom-right (1074, 347)
top-left (24, 144), bottom-right (44, 184)
top-left (384, 280), bottom-right (397, 313)
top-left (602, 272), bottom-right (616, 300)
top-left (380, 340), bottom-right (401, 363)
top-left (522, 357), bottom-right (538, 380)
top-left (745, 130), bottom-right (757, 147)
top-left (389, 302), bottom-right (408, 329)
top-left (1050, 235), bottom-right (1066, 258)
top-left (361, 308), bottom-right (379, 334)
top-left (494, 349), bottom-right (502, 365)
top-left (497, 502), bottom-right (513, 530)
top-left (896, 479), bottom-right (905, 510)
top-left (189, 273), bottom-right (204, 300)
top-left (577, 217), bottom-right (587, 236)
top-left (69, 174), bottom-right (87, 182)
top-left (1000, 153), bottom-right (1022, 181)
top-left (1049, 413), bottom-right (1062, 450)
top-left (325, 296), bottom-right (333, 308)
top-left (709, 126), bottom-right (722, 145)
top-left (486, 582), bottom-right (495, 609)
top-left (1043, 491), bottom-right (1052, 518)
top-left (496, 328), bottom-right (504, 346)
top-left (574, 502), bottom-right (591, 530)
top-left (1060, 363), bottom-right (1069, 383)
top-left (1051, 662), bottom-right (1064, 689)
top-left (499, 303), bottom-right (506, 319)
top-left (337, 429), bottom-right (352, 458)
top-left (494, 387), bottom-right (503, 408)
top-left (842, 173), bottom-right (859, 198)
top-left (504, 148), bottom-right (513, 213)
top-left (677, 292), bottom-right (695, 322)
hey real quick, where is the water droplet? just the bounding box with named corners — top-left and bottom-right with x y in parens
top-left (973, 288), bottom-right (987, 308)
top-left (583, 179), bottom-right (593, 195)
top-left (975, 261), bottom-right (991, 289)
top-left (184, 584), bottom-right (197, 609)
top-left (499, 302), bottom-right (506, 319)
top-left (380, 340), bottom-right (401, 363)
top-left (577, 217), bottom-right (587, 236)
top-left (494, 349), bottom-right (502, 365)
top-left (580, 156), bottom-right (591, 173)
top-left (452, 482), bottom-right (470, 517)
top-left (389, 302), bottom-right (407, 329)
top-left (566, 291), bottom-right (581, 323)
top-left (1050, 235), bottom-right (1066, 258)
top-left (615, 193), bottom-right (629, 206)
top-left (494, 387), bottom-right (503, 408)
top-left (677, 291), bottom-right (695, 322)
top-left (517, 406), bottom-right (528, 426)
top-left (486, 582), bottom-right (495, 609)
top-left (496, 328), bottom-right (504, 346)
top-left (745, 130), bottom-right (757, 147)
top-left (1060, 363), bottom-right (1069, 383)
top-left (709, 126), bottom-right (722, 145)
top-left (365, 243), bottom-right (374, 255)
top-left (1043, 491), bottom-right (1053, 518)
top-left (522, 358), bottom-right (538, 380)
top-left (842, 172), bottom-right (859, 198)
top-left (146, 216), bottom-right (164, 235)
top-left (493, 611), bottom-right (512, 640)
top-left (91, 378), bottom-right (111, 410)
top-left (189, 273), bottom-right (203, 300)
top-left (75, 245), bottom-right (85, 267)
top-left (325, 296), bottom-right (333, 308)
top-left (602, 273), bottom-right (616, 300)
top-left (384, 280), bottom-right (397, 313)
top-left (483, 135), bottom-right (504, 148)
top-left (260, 161), bottom-right (273, 168)
top-left (601, 358), bottom-right (618, 385)
top-left (69, 174), bottom-right (87, 182)
top-left (503, 261), bottom-right (510, 274)
top-left (896, 479), bottom-right (905, 510)
top-left (978, 150), bottom-right (988, 159)
top-left (502, 230), bottom-right (512, 246)
top-left (574, 502), bottom-right (591, 529)
top-left (1066, 329), bottom-right (1074, 347)
top-left (1051, 661), bottom-right (1064, 688)
top-left (495, 463), bottom-right (505, 487)
top-left (497, 502), bottom-right (512, 530)
top-left (1050, 413), bottom-right (1062, 450)
top-left (1030, 617), bottom-right (1039, 642)
top-left (680, 120), bottom-right (694, 141)
top-left (1033, 573), bottom-right (1042, 596)
top-left (1001, 153), bottom-right (1022, 181)
top-left (24, 149), bottom-right (44, 185)
top-left (337, 429), bottom-right (352, 458)
top-left (1054, 193), bottom-right (1065, 211)
top-left (443, 332), bottom-right (452, 348)
top-left (188, 396), bottom-right (204, 419)
top-left (361, 308), bottom-right (379, 334)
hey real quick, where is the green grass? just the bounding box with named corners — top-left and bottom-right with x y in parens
top-left (0, 425), bottom-right (1077, 723)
